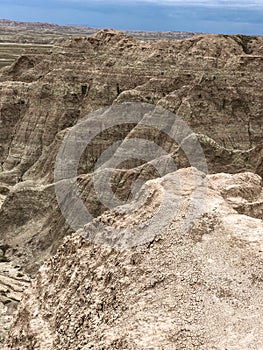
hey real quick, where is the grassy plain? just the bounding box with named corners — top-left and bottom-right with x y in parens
top-left (0, 43), bottom-right (53, 68)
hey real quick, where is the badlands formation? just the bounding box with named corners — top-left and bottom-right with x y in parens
top-left (0, 28), bottom-right (262, 348)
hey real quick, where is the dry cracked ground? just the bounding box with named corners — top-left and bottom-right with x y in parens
top-left (0, 27), bottom-right (262, 349)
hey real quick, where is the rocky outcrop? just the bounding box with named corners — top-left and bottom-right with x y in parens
top-left (208, 172), bottom-right (263, 220)
top-left (4, 168), bottom-right (263, 350)
top-left (0, 261), bottom-right (30, 344)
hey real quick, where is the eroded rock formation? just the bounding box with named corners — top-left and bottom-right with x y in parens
top-left (0, 29), bottom-right (262, 346)
top-left (4, 168), bottom-right (263, 349)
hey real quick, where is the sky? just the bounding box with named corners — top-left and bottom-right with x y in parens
top-left (1, 0), bottom-right (263, 35)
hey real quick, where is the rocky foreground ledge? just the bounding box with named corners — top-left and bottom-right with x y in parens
top-left (4, 168), bottom-right (263, 350)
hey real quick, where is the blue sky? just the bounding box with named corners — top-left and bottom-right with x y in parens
top-left (1, 0), bottom-right (263, 35)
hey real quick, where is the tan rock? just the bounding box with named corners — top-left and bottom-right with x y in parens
top-left (4, 168), bottom-right (263, 350)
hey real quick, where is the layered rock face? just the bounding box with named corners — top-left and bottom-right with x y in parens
top-left (4, 168), bottom-right (263, 350)
top-left (0, 30), bottom-right (262, 254)
top-left (1, 30), bottom-right (262, 180)
top-left (0, 29), bottom-right (263, 347)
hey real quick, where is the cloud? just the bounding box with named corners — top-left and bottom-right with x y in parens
top-left (1, 0), bottom-right (263, 35)
top-left (58, 0), bottom-right (263, 8)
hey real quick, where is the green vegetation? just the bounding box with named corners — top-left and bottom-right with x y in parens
top-left (0, 43), bottom-right (53, 68)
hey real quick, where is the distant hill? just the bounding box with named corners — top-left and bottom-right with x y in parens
top-left (0, 19), bottom-right (199, 68)
top-left (0, 19), bottom-right (198, 43)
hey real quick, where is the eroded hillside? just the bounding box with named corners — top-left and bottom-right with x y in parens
top-left (4, 169), bottom-right (263, 349)
top-left (0, 29), bottom-right (262, 347)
